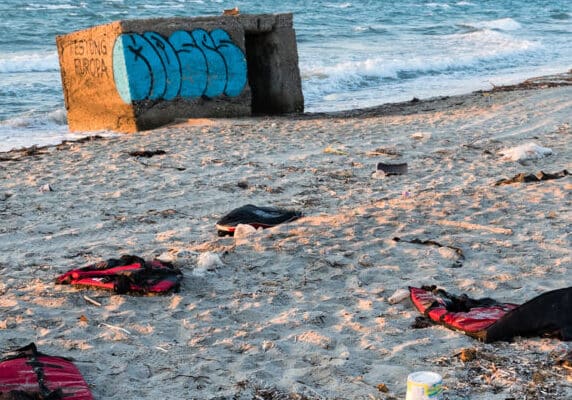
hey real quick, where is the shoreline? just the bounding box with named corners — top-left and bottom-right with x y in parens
top-left (1, 70), bottom-right (571, 157)
top-left (1, 71), bottom-right (571, 399)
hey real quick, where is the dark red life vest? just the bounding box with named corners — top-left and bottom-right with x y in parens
top-left (55, 255), bottom-right (182, 295)
top-left (0, 343), bottom-right (93, 400)
top-left (410, 286), bottom-right (572, 342)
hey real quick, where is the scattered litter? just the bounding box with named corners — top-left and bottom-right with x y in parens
top-left (393, 237), bottom-right (464, 268)
top-left (156, 251), bottom-right (176, 263)
top-left (499, 142), bottom-right (553, 162)
top-left (405, 371), bottom-right (443, 400)
top-left (324, 146), bottom-right (348, 155)
top-left (56, 255), bottom-right (183, 295)
top-left (456, 348), bottom-right (477, 362)
top-left (83, 295), bottom-right (101, 307)
top-left (388, 288), bottom-right (410, 304)
top-left (216, 204), bottom-right (302, 236)
top-left (39, 183), bottom-right (53, 193)
top-left (233, 223), bottom-right (258, 239)
top-left (376, 383), bottom-right (389, 393)
top-left (223, 7), bottom-right (239, 15)
top-left (495, 169), bottom-right (569, 185)
top-left (197, 251), bottom-right (224, 271)
top-left (411, 131), bottom-right (432, 140)
top-left (0, 343), bottom-right (94, 399)
top-left (377, 162), bottom-right (408, 175)
top-left (99, 323), bottom-right (131, 335)
top-left (410, 285), bottom-right (572, 342)
top-left (128, 149), bottom-right (166, 158)
top-left (366, 147), bottom-right (402, 157)
top-left (557, 350), bottom-right (572, 371)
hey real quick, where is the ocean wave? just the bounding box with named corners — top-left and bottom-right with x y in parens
top-left (304, 32), bottom-right (536, 76)
top-left (301, 30), bottom-right (539, 96)
top-left (324, 2), bottom-right (352, 9)
top-left (353, 25), bottom-right (388, 34)
top-left (550, 12), bottom-right (570, 20)
top-left (1, 108), bottom-right (67, 128)
top-left (462, 18), bottom-right (522, 31)
top-left (447, 29), bottom-right (537, 56)
top-left (0, 52), bottom-right (60, 73)
top-left (426, 3), bottom-right (451, 9)
top-left (24, 3), bottom-right (80, 10)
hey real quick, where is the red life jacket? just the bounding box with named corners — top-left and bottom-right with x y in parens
top-left (0, 343), bottom-right (93, 400)
top-left (55, 255), bottom-right (182, 295)
top-left (410, 286), bottom-right (572, 342)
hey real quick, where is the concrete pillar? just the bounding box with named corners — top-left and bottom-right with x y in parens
top-left (56, 14), bottom-right (304, 133)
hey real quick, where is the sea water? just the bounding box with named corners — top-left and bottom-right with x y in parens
top-left (1, 0), bottom-right (570, 151)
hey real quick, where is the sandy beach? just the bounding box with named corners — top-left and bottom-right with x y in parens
top-left (0, 75), bottom-right (571, 399)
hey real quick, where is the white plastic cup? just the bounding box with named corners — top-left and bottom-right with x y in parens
top-left (405, 371), bottom-right (443, 400)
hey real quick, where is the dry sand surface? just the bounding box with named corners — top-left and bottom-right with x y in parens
top-left (1, 76), bottom-right (571, 399)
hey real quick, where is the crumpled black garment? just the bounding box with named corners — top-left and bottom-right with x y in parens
top-left (484, 286), bottom-right (572, 342)
top-left (495, 169), bottom-right (569, 185)
top-left (410, 286), bottom-right (572, 343)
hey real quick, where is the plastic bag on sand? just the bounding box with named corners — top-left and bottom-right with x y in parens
top-left (500, 142), bottom-right (552, 162)
top-left (196, 252), bottom-right (223, 271)
top-left (233, 223), bottom-right (258, 239)
top-left (388, 288), bottom-right (411, 304)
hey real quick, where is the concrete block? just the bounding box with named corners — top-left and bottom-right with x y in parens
top-left (56, 14), bottom-right (304, 133)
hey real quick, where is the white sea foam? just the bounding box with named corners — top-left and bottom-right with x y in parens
top-left (325, 2), bottom-right (352, 8)
top-left (0, 108), bottom-right (117, 152)
top-left (302, 30), bottom-right (537, 87)
top-left (25, 3), bottom-right (79, 10)
top-left (427, 3), bottom-right (451, 9)
top-left (466, 18), bottom-right (522, 31)
top-left (0, 52), bottom-right (60, 73)
top-left (0, 108), bottom-right (66, 129)
top-left (447, 29), bottom-right (537, 57)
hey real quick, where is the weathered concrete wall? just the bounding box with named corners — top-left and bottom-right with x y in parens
top-left (244, 14), bottom-right (304, 115)
top-left (56, 14), bottom-right (304, 133)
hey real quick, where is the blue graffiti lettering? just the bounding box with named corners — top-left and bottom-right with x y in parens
top-left (169, 31), bottom-right (207, 98)
top-left (191, 29), bottom-right (227, 98)
top-left (113, 29), bottom-right (247, 103)
top-left (210, 29), bottom-right (248, 97)
top-left (143, 32), bottom-right (181, 101)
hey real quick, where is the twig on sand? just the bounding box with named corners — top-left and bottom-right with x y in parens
top-left (135, 159), bottom-right (186, 171)
top-left (83, 295), bottom-right (101, 307)
top-left (99, 323), bottom-right (131, 335)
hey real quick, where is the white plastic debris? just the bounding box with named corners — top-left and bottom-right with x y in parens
top-left (500, 142), bottom-right (553, 162)
top-left (39, 184), bottom-right (53, 193)
top-left (156, 252), bottom-right (175, 263)
top-left (196, 251), bottom-right (223, 271)
top-left (411, 131), bottom-right (432, 140)
top-left (388, 288), bottom-right (411, 304)
top-left (233, 223), bottom-right (257, 239)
